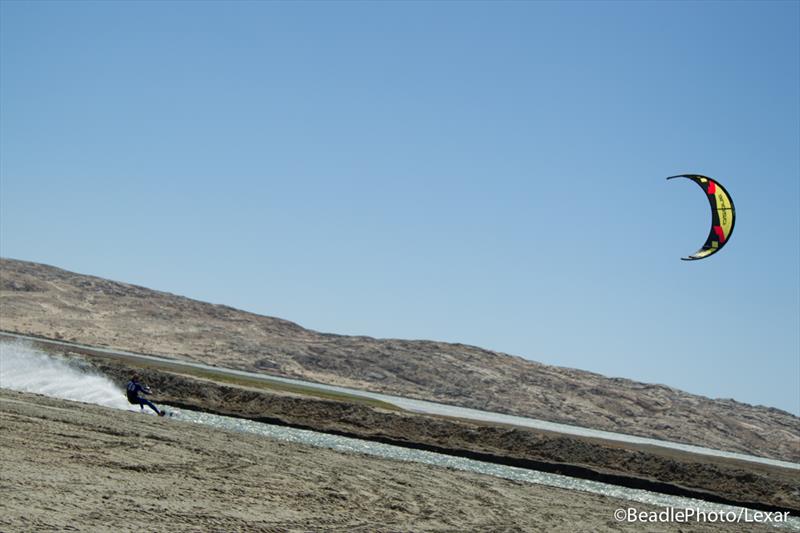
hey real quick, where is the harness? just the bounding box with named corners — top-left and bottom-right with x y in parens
top-left (126, 381), bottom-right (140, 404)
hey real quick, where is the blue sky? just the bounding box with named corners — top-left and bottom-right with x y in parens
top-left (1, 1), bottom-right (798, 414)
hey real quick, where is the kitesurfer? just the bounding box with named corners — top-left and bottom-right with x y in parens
top-left (126, 373), bottom-right (165, 416)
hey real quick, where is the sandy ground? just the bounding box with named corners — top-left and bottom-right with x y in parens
top-left (0, 389), bottom-right (783, 533)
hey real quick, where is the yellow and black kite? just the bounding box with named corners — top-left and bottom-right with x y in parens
top-left (667, 174), bottom-right (735, 261)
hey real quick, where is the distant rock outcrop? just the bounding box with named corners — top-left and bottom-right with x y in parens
top-left (1, 257), bottom-right (798, 461)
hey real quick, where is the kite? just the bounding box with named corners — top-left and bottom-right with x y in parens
top-left (667, 174), bottom-right (736, 261)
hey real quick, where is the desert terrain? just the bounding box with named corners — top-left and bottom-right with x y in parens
top-left (1, 257), bottom-right (798, 530)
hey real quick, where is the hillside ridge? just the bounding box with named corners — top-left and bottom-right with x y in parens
top-left (1, 257), bottom-right (797, 461)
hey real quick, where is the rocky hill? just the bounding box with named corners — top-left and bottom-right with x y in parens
top-left (1, 257), bottom-right (798, 461)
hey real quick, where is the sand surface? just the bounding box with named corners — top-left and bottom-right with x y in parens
top-left (0, 389), bottom-right (782, 532)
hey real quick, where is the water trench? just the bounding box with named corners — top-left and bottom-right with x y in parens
top-left (1, 340), bottom-right (798, 531)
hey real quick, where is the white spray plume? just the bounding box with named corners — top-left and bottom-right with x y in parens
top-left (0, 340), bottom-right (130, 410)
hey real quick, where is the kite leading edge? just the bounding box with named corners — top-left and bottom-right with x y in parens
top-left (667, 174), bottom-right (736, 261)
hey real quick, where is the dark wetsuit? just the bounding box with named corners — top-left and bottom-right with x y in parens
top-left (126, 380), bottom-right (161, 415)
